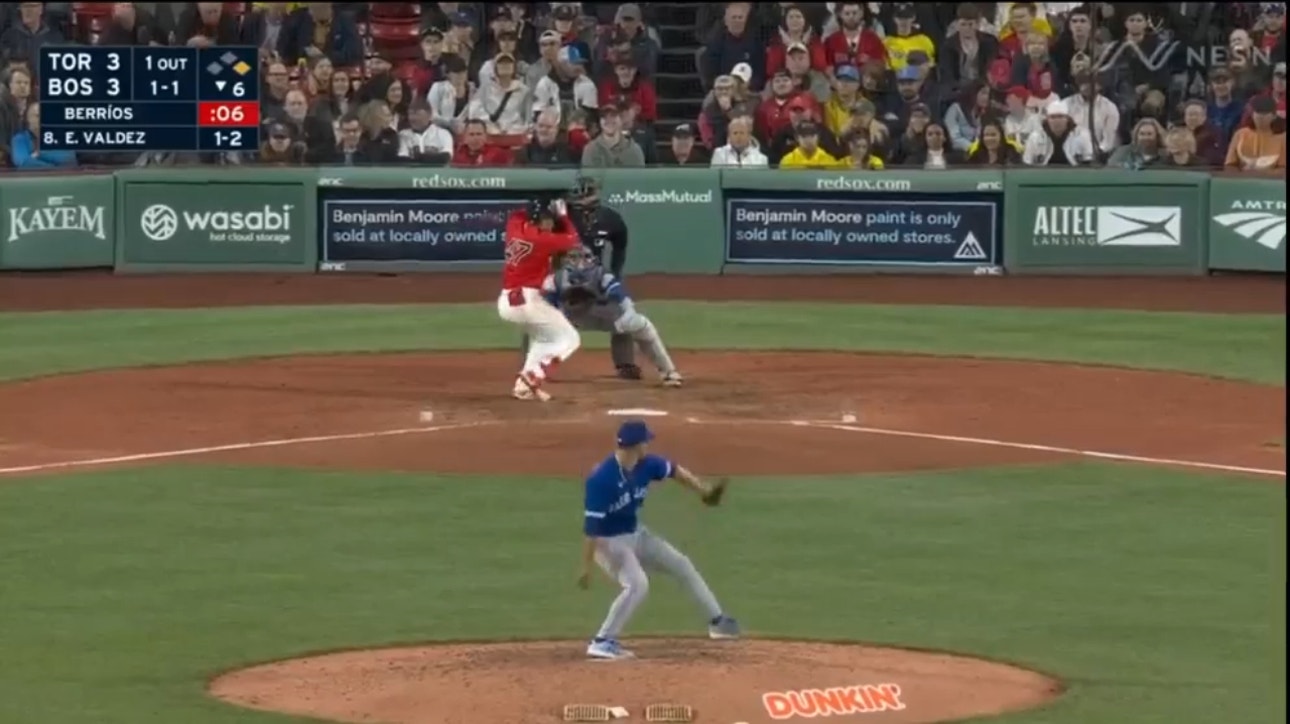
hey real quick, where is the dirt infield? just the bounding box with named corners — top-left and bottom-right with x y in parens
top-left (0, 352), bottom-right (1283, 477)
top-left (208, 639), bottom-right (1064, 724)
top-left (0, 271), bottom-right (1283, 312)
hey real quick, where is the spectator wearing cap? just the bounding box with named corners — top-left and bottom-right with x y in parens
top-left (883, 3), bottom-right (936, 73)
top-left (601, 4), bottom-right (659, 77)
top-left (517, 108), bottom-right (577, 166)
top-left (700, 3), bottom-right (764, 92)
top-left (840, 98), bottom-right (890, 153)
top-left (1252, 3), bottom-right (1286, 62)
top-left (996, 3), bottom-right (1054, 62)
top-left (710, 116), bottom-right (768, 168)
top-left (661, 123), bottom-right (711, 166)
top-left (1239, 61), bottom-right (1287, 126)
top-left (768, 95), bottom-right (842, 164)
top-left (467, 52), bottom-right (532, 139)
top-left (1107, 117), bottom-right (1166, 169)
top-left (766, 5), bottom-right (828, 79)
top-left (886, 103), bottom-right (933, 165)
top-left (494, 3), bottom-right (540, 62)
top-left (944, 81), bottom-right (993, 153)
top-left (821, 65), bottom-right (867, 139)
top-left (399, 98), bottom-right (455, 165)
top-left (426, 54), bottom-right (476, 135)
top-left (479, 32), bottom-right (532, 90)
top-left (1022, 100), bottom-right (1095, 166)
top-left (881, 65), bottom-right (936, 138)
top-left (821, 3), bottom-right (887, 75)
top-left (527, 30), bottom-right (564, 88)
top-left (259, 120), bottom-right (306, 165)
top-left (1002, 85), bottom-right (1042, 146)
top-left (1225, 94), bottom-right (1287, 169)
top-left (532, 45), bottom-right (598, 125)
top-left (778, 42), bottom-right (832, 104)
top-left (10, 103), bottom-right (76, 170)
top-left (421, 2), bottom-right (477, 38)
top-left (0, 2), bottom-right (61, 71)
top-left (938, 3), bottom-right (999, 90)
top-left (839, 131), bottom-right (885, 170)
top-left (1207, 67), bottom-right (1246, 145)
top-left (1178, 99), bottom-right (1226, 166)
top-left (452, 118), bottom-right (514, 166)
top-left (965, 118), bottom-right (1024, 166)
top-left (699, 74), bottom-right (752, 149)
top-left (361, 55), bottom-right (397, 101)
top-left (1062, 72), bottom-right (1120, 159)
top-left (779, 121), bottom-right (841, 168)
top-left (599, 58), bottom-right (658, 123)
top-left (581, 102), bottom-right (646, 168)
top-left (1011, 31), bottom-right (1062, 109)
top-left (548, 4), bottom-right (593, 66)
top-left (279, 2), bottom-right (361, 68)
top-left (412, 28), bottom-right (451, 99)
top-left (619, 102), bottom-right (658, 164)
top-left (1159, 127), bottom-right (1206, 168)
top-left (756, 70), bottom-right (822, 148)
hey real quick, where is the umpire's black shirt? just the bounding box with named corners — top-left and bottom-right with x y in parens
top-left (570, 204), bottom-right (629, 278)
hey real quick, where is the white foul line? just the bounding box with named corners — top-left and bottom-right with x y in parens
top-left (795, 421), bottom-right (1286, 478)
top-left (0, 423), bottom-right (488, 476)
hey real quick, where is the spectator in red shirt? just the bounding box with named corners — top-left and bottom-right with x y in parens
top-left (756, 69), bottom-right (815, 145)
top-left (451, 118), bottom-right (513, 166)
top-left (821, 2), bottom-right (886, 75)
top-left (598, 58), bottom-right (658, 122)
top-left (766, 5), bottom-right (828, 78)
top-left (1253, 4), bottom-right (1286, 61)
top-left (997, 3), bottom-right (1046, 62)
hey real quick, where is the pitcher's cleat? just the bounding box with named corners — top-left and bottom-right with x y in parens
top-left (586, 637), bottom-right (635, 660)
top-left (708, 615), bottom-right (741, 640)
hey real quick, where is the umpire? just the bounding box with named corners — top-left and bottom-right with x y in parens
top-left (521, 176), bottom-right (641, 379)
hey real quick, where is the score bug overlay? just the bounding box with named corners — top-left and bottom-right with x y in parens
top-left (39, 46), bottom-right (260, 153)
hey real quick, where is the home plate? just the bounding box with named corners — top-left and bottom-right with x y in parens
top-left (605, 408), bottom-right (669, 417)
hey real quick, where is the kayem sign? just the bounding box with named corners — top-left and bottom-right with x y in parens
top-left (762, 683), bottom-right (905, 719)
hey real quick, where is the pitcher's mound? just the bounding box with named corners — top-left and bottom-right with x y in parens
top-left (209, 638), bottom-right (1062, 724)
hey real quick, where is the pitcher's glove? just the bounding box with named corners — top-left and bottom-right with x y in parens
top-left (701, 478), bottom-right (729, 507)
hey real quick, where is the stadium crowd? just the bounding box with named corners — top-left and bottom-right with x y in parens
top-left (0, 1), bottom-right (1285, 170)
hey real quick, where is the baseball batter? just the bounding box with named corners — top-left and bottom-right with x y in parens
top-left (580, 419), bottom-right (740, 660)
top-left (543, 247), bottom-right (683, 387)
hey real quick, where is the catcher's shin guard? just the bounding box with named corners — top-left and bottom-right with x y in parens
top-left (610, 332), bottom-right (639, 378)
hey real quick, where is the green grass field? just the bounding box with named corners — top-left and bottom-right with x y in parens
top-left (0, 301), bottom-right (1284, 724)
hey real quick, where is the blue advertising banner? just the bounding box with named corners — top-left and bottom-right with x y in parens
top-left (321, 198), bottom-right (512, 263)
top-left (725, 195), bottom-right (999, 266)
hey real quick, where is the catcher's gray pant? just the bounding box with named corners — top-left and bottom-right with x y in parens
top-left (566, 300), bottom-right (679, 377)
top-left (593, 526), bottom-right (723, 640)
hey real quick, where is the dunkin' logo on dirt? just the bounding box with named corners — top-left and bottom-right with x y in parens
top-left (762, 683), bottom-right (905, 719)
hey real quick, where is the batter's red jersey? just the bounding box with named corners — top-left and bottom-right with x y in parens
top-left (501, 211), bottom-right (580, 290)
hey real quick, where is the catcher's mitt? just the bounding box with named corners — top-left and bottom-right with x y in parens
top-left (561, 286), bottom-right (599, 309)
top-left (701, 478), bottom-right (729, 507)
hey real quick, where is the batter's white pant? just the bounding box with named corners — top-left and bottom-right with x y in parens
top-left (592, 526), bottom-right (723, 640)
top-left (497, 288), bottom-right (580, 380)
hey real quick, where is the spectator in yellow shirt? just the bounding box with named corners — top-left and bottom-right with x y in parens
top-left (884, 3), bottom-right (936, 72)
top-left (821, 65), bottom-right (865, 138)
top-left (779, 122), bottom-right (841, 168)
top-left (838, 132), bottom-right (886, 169)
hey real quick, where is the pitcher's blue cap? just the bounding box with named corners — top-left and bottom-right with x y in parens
top-left (616, 420), bottom-right (654, 447)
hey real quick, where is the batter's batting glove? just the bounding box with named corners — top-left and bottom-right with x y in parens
top-left (701, 478), bottom-right (729, 507)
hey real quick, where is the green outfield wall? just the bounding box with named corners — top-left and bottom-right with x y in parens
top-left (0, 167), bottom-right (1283, 275)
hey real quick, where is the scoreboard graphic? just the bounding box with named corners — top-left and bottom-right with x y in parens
top-left (38, 46), bottom-right (261, 153)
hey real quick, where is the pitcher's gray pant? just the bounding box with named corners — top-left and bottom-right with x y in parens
top-left (592, 526), bottom-right (723, 640)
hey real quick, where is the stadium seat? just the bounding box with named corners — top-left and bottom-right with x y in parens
top-left (71, 2), bottom-right (112, 43)
top-left (369, 18), bottom-right (421, 61)
top-left (368, 3), bottom-right (420, 21)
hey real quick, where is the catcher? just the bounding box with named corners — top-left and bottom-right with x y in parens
top-left (542, 246), bottom-right (683, 387)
